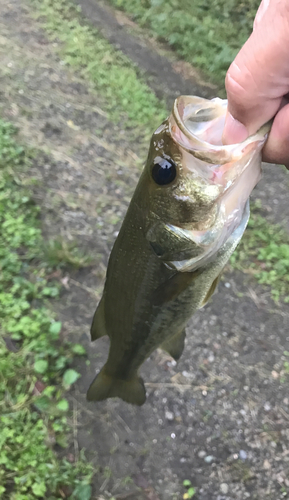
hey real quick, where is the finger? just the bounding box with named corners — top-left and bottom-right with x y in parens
top-left (253, 0), bottom-right (270, 30)
top-left (223, 0), bottom-right (289, 144)
top-left (262, 102), bottom-right (289, 167)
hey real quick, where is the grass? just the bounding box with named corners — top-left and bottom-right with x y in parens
top-left (30, 0), bottom-right (167, 139)
top-left (107, 0), bottom-right (260, 87)
top-left (0, 120), bottom-right (93, 499)
top-left (231, 202), bottom-right (289, 303)
top-left (45, 237), bottom-right (95, 269)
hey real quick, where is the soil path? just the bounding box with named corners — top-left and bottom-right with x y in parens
top-left (1, 1), bottom-right (289, 499)
top-left (73, 0), bottom-right (215, 106)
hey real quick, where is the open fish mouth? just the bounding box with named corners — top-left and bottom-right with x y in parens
top-left (163, 96), bottom-right (271, 272)
top-left (170, 95), bottom-right (270, 164)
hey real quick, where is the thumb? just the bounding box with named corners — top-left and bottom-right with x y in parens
top-left (223, 0), bottom-right (289, 144)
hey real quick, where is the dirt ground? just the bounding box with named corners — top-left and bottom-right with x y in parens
top-left (2, 1), bottom-right (289, 499)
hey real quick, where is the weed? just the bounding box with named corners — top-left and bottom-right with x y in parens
top-left (183, 479), bottom-right (196, 499)
top-left (45, 237), bottom-right (95, 269)
top-left (229, 460), bottom-right (254, 483)
top-left (121, 476), bottom-right (133, 486)
top-left (231, 205), bottom-right (289, 303)
top-left (0, 119), bottom-right (93, 498)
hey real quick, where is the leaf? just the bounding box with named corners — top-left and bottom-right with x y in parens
top-left (57, 399), bottom-right (69, 411)
top-left (71, 483), bottom-right (92, 500)
top-left (34, 395), bottom-right (51, 412)
top-left (187, 488), bottom-right (196, 498)
top-left (63, 369), bottom-right (81, 386)
top-left (43, 385), bottom-right (56, 397)
top-left (72, 343), bottom-right (86, 355)
top-left (32, 482), bottom-right (47, 497)
top-left (49, 321), bottom-right (62, 335)
top-left (55, 356), bottom-right (67, 370)
top-left (34, 360), bottom-right (48, 374)
top-left (56, 433), bottom-right (69, 448)
top-left (183, 480), bottom-right (191, 487)
top-left (42, 286), bottom-right (59, 297)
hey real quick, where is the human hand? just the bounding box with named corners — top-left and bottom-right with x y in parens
top-left (222, 0), bottom-right (289, 167)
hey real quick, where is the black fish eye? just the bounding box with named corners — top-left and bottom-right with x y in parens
top-left (151, 158), bottom-right (177, 185)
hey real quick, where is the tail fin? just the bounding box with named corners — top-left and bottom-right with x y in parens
top-left (87, 367), bottom-right (146, 406)
top-left (90, 297), bottom-right (107, 341)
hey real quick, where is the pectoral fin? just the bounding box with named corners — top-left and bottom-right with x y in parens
top-left (87, 366), bottom-right (146, 406)
top-left (90, 297), bottom-right (107, 341)
top-left (147, 221), bottom-right (201, 262)
top-left (151, 269), bottom-right (201, 307)
top-left (201, 274), bottom-right (222, 307)
top-left (161, 329), bottom-right (186, 361)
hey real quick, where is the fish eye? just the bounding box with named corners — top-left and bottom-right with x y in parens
top-left (151, 158), bottom-right (177, 186)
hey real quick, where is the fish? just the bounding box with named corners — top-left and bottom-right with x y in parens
top-left (87, 96), bottom-right (270, 406)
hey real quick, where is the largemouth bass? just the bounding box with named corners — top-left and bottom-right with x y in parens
top-left (87, 96), bottom-right (269, 406)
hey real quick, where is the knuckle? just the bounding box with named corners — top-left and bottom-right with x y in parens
top-left (225, 63), bottom-right (250, 105)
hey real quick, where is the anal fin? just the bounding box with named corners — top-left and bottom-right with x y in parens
top-left (161, 329), bottom-right (186, 361)
top-left (86, 367), bottom-right (146, 406)
top-left (90, 297), bottom-right (107, 341)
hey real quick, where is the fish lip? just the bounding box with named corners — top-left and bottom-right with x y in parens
top-left (170, 95), bottom-right (271, 165)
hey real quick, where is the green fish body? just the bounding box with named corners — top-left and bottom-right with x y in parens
top-left (87, 96), bottom-right (269, 406)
